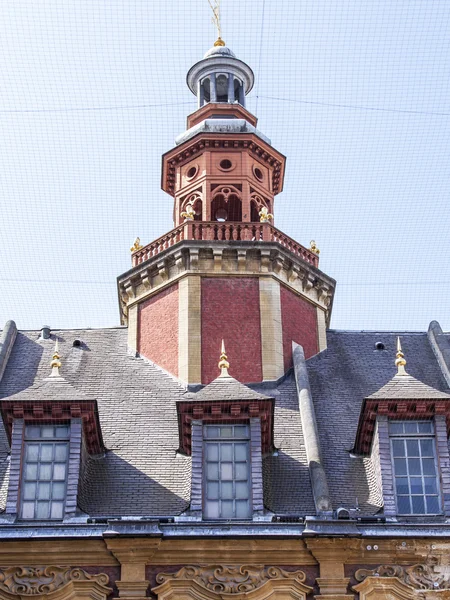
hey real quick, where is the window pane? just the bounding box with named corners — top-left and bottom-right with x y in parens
top-left (235, 500), bottom-right (250, 518)
top-left (235, 444), bottom-right (247, 461)
top-left (221, 481), bottom-right (233, 499)
top-left (418, 422), bottom-right (433, 434)
top-left (410, 477), bottom-right (423, 495)
top-left (207, 481), bottom-right (219, 500)
top-left (38, 482), bottom-right (51, 500)
top-left (221, 444), bottom-right (233, 461)
top-left (53, 464), bottom-right (66, 481)
top-left (406, 439), bottom-right (419, 456)
top-left (395, 478), bottom-right (409, 495)
top-left (25, 426), bottom-right (41, 438)
top-left (422, 459), bottom-right (436, 476)
top-left (206, 444), bottom-right (219, 461)
top-left (220, 427), bottom-right (233, 438)
top-left (412, 496), bottom-right (425, 514)
top-left (54, 444), bottom-right (67, 461)
top-left (394, 458), bottom-right (407, 476)
top-left (26, 444), bottom-right (39, 462)
top-left (23, 482), bottom-right (36, 501)
top-left (52, 482), bottom-right (65, 500)
top-left (389, 422), bottom-right (403, 434)
top-left (404, 422), bottom-right (418, 434)
top-left (39, 464), bottom-right (52, 480)
top-left (50, 502), bottom-right (64, 519)
top-left (234, 425), bottom-right (249, 438)
top-left (221, 500), bottom-right (234, 517)
top-left (420, 439), bottom-right (434, 457)
top-left (426, 496), bottom-right (440, 514)
top-left (36, 502), bottom-right (50, 519)
top-left (25, 463), bottom-right (38, 480)
top-left (206, 427), bottom-right (219, 439)
top-left (392, 440), bottom-right (405, 457)
top-left (204, 500), bottom-right (219, 519)
top-left (397, 496), bottom-right (411, 514)
top-left (236, 481), bottom-right (249, 499)
top-left (221, 463), bottom-right (233, 480)
top-left (55, 426), bottom-right (69, 438)
top-left (408, 458), bottom-right (421, 475)
top-left (40, 444), bottom-right (53, 462)
top-left (424, 478), bottom-right (437, 494)
top-left (235, 463), bottom-right (248, 479)
top-left (41, 426), bottom-right (55, 439)
top-left (207, 463), bottom-right (219, 480)
top-left (21, 502), bottom-right (35, 519)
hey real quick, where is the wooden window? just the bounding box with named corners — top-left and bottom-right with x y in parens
top-left (390, 420), bottom-right (441, 515)
top-left (20, 424), bottom-right (70, 520)
top-left (203, 424), bottom-right (251, 519)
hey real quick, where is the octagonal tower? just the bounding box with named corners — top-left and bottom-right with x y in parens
top-left (118, 40), bottom-right (336, 385)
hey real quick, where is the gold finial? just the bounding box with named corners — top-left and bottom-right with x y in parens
top-left (395, 337), bottom-right (408, 376)
top-left (259, 206), bottom-right (273, 223)
top-left (310, 240), bottom-right (320, 255)
top-left (49, 338), bottom-right (62, 378)
top-left (208, 0), bottom-right (224, 45)
top-left (181, 203), bottom-right (195, 222)
top-left (218, 339), bottom-right (230, 377)
top-left (130, 237), bottom-right (143, 253)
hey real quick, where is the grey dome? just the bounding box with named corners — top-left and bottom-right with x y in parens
top-left (203, 44), bottom-right (236, 59)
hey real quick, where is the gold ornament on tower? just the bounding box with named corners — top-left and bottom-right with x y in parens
top-left (259, 206), bottom-right (273, 223)
top-left (309, 240), bottom-right (320, 255)
top-left (395, 337), bottom-right (408, 376)
top-left (181, 203), bottom-right (195, 221)
top-left (130, 237), bottom-right (143, 253)
top-left (218, 339), bottom-right (230, 377)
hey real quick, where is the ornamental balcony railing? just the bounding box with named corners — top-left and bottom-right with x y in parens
top-left (131, 221), bottom-right (319, 268)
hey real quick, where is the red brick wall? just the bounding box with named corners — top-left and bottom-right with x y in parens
top-left (280, 285), bottom-right (318, 371)
top-left (138, 283), bottom-right (179, 377)
top-left (201, 277), bottom-right (262, 384)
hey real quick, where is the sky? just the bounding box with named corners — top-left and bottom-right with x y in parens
top-left (1, 0), bottom-right (449, 332)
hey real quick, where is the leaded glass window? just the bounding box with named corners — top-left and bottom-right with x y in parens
top-left (203, 424), bottom-right (251, 519)
top-left (389, 420), bottom-right (441, 515)
top-left (20, 424), bottom-right (70, 520)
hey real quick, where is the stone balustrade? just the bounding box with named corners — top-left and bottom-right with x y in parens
top-left (132, 222), bottom-right (319, 268)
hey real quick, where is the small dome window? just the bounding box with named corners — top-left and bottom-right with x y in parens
top-left (219, 159), bottom-right (233, 170)
top-left (186, 166), bottom-right (198, 179)
top-left (253, 166), bottom-right (264, 182)
top-left (375, 342), bottom-right (385, 350)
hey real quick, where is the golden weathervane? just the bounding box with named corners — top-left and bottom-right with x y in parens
top-left (208, 0), bottom-right (225, 46)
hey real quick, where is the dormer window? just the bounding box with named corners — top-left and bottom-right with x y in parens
top-left (203, 424), bottom-right (251, 519)
top-left (20, 424), bottom-right (70, 520)
top-left (390, 420), bottom-right (441, 515)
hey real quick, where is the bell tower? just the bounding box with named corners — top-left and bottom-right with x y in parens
top-left (118, 39), bottom-right (336, 385)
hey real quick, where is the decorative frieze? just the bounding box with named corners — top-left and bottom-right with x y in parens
top-left (355, 563), bottom-right (450, 593)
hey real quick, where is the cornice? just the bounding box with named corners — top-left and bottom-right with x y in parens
top-left (117, 240), bottom-right (335, 326)
top-left (0, 541), bottom-right (118, 566)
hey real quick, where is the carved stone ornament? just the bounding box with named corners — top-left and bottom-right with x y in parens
top-left (0, 567), bottom-right (111, 600)
top-left (154, 565), bottom-right (312, 600)
top-left (355, 564), bottom-right (450, 598)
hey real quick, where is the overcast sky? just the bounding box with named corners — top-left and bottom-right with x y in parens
top-left (1, 0), bottom-right (449, 332)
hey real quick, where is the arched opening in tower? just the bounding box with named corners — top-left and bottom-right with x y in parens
top-left (211, 193), bottom-right (242, 222)
top-left (250, 201), bottom-right (259, 223)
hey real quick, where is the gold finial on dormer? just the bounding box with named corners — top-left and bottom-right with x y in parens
top-left (310, 240), bottom-right (320, 255)
top-left (130, 237), bottom-right (143, 253)
top-left (218, 339), bottom-right (230, 377)
top-left (395, 337), bottom-right (408, 376)
top-left (208, 0), bottom-right (224, 45)
top-left (49, 338), bottom-right (62, 378)
top-left (181, 203), bottom-right (195, 222)
top-left (259, 206), bottom-right (273, 223)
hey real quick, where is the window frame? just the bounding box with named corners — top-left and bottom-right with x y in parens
top-left (19, 423), bottom-right (71, 521)
top-left (389, 420), bottom-right (442, 516)
top-left (202, 423), bottom-right (252, 520)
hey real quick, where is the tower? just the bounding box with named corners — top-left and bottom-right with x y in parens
top-left (118, 39), bottom-right (336, 385)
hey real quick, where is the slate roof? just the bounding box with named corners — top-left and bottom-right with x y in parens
top-left (366, 373), bottom-right (450, 400)
top-left (0, 325), bottom-right (449, 519)
top-left (187, 374), bottom-right (272, 402)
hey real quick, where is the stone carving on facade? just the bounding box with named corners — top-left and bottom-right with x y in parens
top-left (154, 565), bottom-right (312, 599)
top-left (355, 564), bottom-right (450, 597)
top-left (0, 567), bottom-right (111, 600)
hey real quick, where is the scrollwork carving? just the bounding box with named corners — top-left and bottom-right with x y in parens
top-left (155, 565), bottom-right (307, 595)
top-left (0, 567), bottom-right (110, 598)
top-left (355, 563), bottom-right (450, 592)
